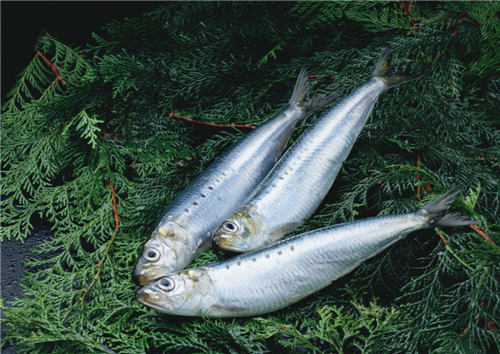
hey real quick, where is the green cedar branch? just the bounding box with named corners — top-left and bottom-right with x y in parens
top-left (397, 7), bottom-right (487, 203)
top-left (420, 8), bottom-right (485, 73)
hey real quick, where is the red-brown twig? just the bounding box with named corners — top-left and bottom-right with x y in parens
top-left (79, 178), bottom-right (120, 302)
top-left (469, 225), bottom-right (498, 247)
top-left (398, 1), bottom-right (416, 27)
top-left (476, 156), bottom-right (498, 162)
top-left (451, 10), bottom-right (484, 41)
top-left (108, 179), bottom-right (119, 230)
top-left (424, 9), bottom-right (485, 71)
top-left (169, 112), bottom-right (256, 129)
top-left (452, 13), bottom-right (466, 37)
top-left (36, 50), bottom-right (67, 84)
top-left (461, 10), bottom-right (484, 26)
top-left (488, 320), bottom-right (499, 331)
top-left (436, 231), bottom-right (447, 246)
top-left (459, 302), bottom-right (498, 338)
top-left (459, 309), bottom-right (481, 337)
top-left (102, 129), bottom-right (120, 141)
top-left (408, 105), bottom-right (433, 201)
top-left (307, 75), bottom-right (336, 79)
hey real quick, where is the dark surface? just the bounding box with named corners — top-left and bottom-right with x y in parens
top-left (1, 2), bottom-right (161, 352)
top-left (1, 217), bottom-right (56, 354)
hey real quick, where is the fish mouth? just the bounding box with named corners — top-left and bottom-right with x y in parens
top-left (135, 288), bottom-right (173, 312)
top-left (133, 265), bottom-right (172, 286)
top-left (212, 233), bottom-right (252, 253)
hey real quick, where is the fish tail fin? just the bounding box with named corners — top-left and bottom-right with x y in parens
top-left (289, 68), bottom-right (340, 115)
top-left (419, 187), bottom-right (482, 228)
top-left (372, 47), bottom-right (427, 89)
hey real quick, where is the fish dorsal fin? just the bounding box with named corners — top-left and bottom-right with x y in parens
top-left (372, 47), bottom-right (391, 78)
top-left (371, 46), bottom-right (427, 88)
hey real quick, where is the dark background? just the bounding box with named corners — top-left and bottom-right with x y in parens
top-left (1, 2), bottom-right (162, 352)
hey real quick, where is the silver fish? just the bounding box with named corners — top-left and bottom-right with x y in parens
top-left (133, 69), bottom-right (338, 285)
top-left (136, 188), bottom-right (480, 317)
top-left (212, 47), bottom-right (426, 252)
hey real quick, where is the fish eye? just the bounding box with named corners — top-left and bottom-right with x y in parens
top-left (223, 222), bottom-right (238, 232)
top-left (144, 247), bottom-right (160, 262)
top-left (158, 277), bottom-right (175, 292)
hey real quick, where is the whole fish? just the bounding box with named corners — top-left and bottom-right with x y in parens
top-left (136, 188), bottom-right (480, 317)
top-left (212, 47), bottom-right (426, 252)
top-left (133, 69), bottom-right (338, 285)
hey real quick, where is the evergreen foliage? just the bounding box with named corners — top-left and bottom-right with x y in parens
top-left (1, 2), bottom-right (499, 353)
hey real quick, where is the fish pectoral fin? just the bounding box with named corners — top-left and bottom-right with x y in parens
top-left (196, 236), bottom-right (213, 253)
top-left (269, 223), bottom-right (299, 242)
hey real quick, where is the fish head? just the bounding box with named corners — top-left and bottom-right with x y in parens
top-left (133, 221), bottom-right (189, 286)
top-left (211, 206), bottom-right (265, 252)
top-left (135, 268), bottom-right (213, 316)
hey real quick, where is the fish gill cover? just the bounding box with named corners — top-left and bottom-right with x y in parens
top-left (1, 1), bottom-right (499, 353)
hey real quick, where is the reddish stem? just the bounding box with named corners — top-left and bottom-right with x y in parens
top-left (461, 10), bottom-right (484, 26)
top-left (169, 112), bottom-right (256, 129)
top-left (308, 75), bottom-right (336, 79)
top-left (459, 302), bottom-right (498, 337)
top-left (398, 1), bottom-right (416, 27)
top-left (108, 179), bottom-right (119, 229)
top-left (409, 105), bottom-right (425, 201)
top-left (437, 231), bottom-right (447, 246)
top-left (36, 50), bottom-right (67, 84)
top-left (476, 156), bottom-right (498, 162)
top-left (488, 320), bottom-right (499, 330)
top-left (469, 225), bottom-right (498, 247)
top-left (78, 177), bottom-right (120, 303)
top-left (102, 129), bottom-right (120, 140)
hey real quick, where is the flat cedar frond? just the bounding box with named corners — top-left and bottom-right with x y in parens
top-left (1, 2), bottom-right (499, 354)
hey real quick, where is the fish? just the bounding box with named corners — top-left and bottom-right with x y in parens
top-left (212, 47), bottom-right (427, 253)
top-left (136, 187), bottom-right (481, 317)
top-left (133, 69), bottom-right (338, 286)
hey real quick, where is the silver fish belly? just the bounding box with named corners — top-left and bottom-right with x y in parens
top-left (133, 69), bottom-right (337, 285)
top-left (212, 47), bottom-right (426, 252)
top-left (136, 188), bottom-right (480, 317)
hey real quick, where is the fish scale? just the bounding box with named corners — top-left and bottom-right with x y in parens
top-left (136, 187), bottom-right (480, 317)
